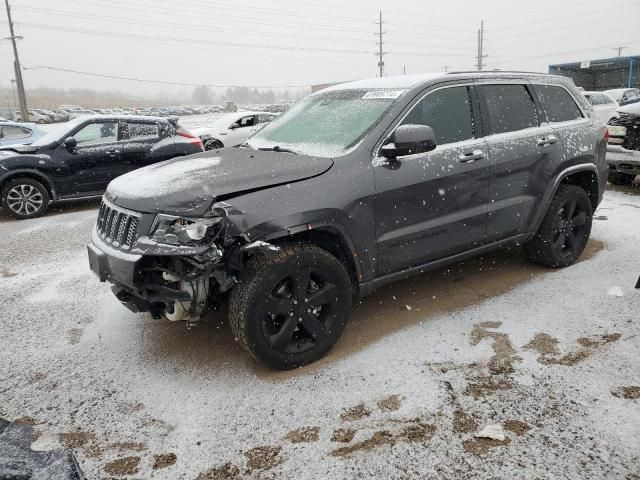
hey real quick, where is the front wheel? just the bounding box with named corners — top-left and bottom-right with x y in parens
top-left (524, 185), bottom-right (592, 268)
top-left (2, 178), bottom-right (50, 219)
top-left (229, 243), bottom-right (352, 369)
top-left (203, 138), bottom-right (224, 151)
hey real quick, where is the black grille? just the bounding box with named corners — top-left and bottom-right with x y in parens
top-left (96, 200), bottom-right (140, 249)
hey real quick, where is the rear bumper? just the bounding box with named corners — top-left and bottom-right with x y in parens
top-left (607, 146), bottom-right (640, 175)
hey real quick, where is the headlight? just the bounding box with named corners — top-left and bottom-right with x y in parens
top-left (151, 214), bottom-right (224, 245)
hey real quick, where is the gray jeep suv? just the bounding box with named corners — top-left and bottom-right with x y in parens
top-left (88, 71), bottom-right (608, 369)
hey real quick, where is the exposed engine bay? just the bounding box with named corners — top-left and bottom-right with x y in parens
top-left (608, 113), bottom-right (640, 151)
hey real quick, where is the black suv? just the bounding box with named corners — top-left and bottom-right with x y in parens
top-left (0, 115), bottom-right (203, 219)
top-left (88, 72), bottom-right (608, 369)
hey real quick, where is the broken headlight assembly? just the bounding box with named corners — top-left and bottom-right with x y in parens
top-left (150, 214), bottom-right (224, 246)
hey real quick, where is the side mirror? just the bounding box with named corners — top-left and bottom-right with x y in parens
top-left (63, 137), bottom-right (77, 150)
top-left (381, 124), bottom-right (437, 159)
top-left (229, 123), bottom-right (240, 130)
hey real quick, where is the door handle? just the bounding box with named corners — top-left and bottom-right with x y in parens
top-left (458, 149), bottom-right (484, 163)
top-left (105, 149), bottom-right (120, 155)
top-left (537, 135), bottom-right (558, 146)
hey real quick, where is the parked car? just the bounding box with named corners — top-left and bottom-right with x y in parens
top-left (604, 88), bottom-right (640, 105)
top-left (191, 112), bottom-right (278, 150)
top-left (13, 110), bottom-right (50, 124)
top-left (582, 91), bottom-right (619, 124)
top-left (606, 102), bottom-right (640, 185)
top-left (87, 72), bottom-right (607, 369)
top-left (0, 115), bottom-right (204, 219)
top-left (0, 122), bottom-right (45, 147)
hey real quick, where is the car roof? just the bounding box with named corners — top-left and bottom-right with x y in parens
top-left (72, 114), bottom-right (169, 122)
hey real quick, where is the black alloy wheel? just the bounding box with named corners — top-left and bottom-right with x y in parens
top-left (229, 243), bottom-right (352, 369)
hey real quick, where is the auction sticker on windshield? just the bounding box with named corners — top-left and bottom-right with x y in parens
top-left (362, 90), bottom-right (405, 99)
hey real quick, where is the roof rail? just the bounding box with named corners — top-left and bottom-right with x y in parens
top-left (447, 70), bottom-right (547, 75)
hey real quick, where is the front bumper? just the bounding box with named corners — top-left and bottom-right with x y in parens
top-left (88, 228), bottom-right (142, 287)
top-left (607, 146), bottom-right (640, 176)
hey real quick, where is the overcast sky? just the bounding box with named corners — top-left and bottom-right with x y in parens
top-left (1, 0), bottom-right (639, 97)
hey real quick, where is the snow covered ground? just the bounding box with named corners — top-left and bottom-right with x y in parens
top-left (0, 186), bottom-right (638, 479)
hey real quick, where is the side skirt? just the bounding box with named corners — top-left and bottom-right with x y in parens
top-left (357, 233), bottom-right (531, 298)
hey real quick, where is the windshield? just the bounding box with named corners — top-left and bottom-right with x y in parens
top-left (31, 117), bottom-right (87, 146)
top-left (246, 89), bottom-right (404, 157)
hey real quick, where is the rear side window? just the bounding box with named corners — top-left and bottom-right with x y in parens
top-left (401, 86), bottom-right (474, 145)
top-left (122, 122), bottom-right (159, 140)
top-left (534, 85), bottom-right (583, 123)
top-left (481, 84), bottom-right (538, 134)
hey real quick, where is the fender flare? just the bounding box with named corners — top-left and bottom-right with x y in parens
top-left (528, 163), bottom-right (599, 238)
top-left (0, 168), bottom-right (58, 201)
top-left (256, 219), bottom-right (366, 283)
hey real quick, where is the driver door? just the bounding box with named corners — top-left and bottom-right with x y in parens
top-left (374, 84), bottom-right (491, 276)
top-left (52, 121), bottom-right (123, 194)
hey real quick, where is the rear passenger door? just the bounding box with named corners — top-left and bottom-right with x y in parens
top-left (118, 120), bottom-right (166, 171)
top-left (477, 82), bottom-right (564, 242)
top-left (532, 84), bottom-right (593, 167)
top-left (374, 84), bottom-right (491, 275)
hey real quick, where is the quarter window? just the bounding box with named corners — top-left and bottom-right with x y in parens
top-left (401, 86), bottom-right (474, 145)
top-left (481, 84), bottom-right (538, 134)
top-left (534, 85), bottom-right (583, 123)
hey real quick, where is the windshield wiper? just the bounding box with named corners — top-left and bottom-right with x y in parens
top-left (257, 145), bottom-right (299, 154)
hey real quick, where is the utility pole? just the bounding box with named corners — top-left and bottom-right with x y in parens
top-left (4, 0), bottom-right (28, 120)
top-left (443, 65), bottom-right (451, 72)
top-left (476, 20), bottom-right (487, 71)
top-left (613, 46), bottom-right (627, 57)
top-left (375, 11), bottom-right (386, 77)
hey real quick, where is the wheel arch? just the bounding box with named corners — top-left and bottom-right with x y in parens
top-left (260, 222), bottom-right (364, 290)
top-left (528, 163), bottom-right (599, 238)
top-left (0, 169), bottom-right (57, 201)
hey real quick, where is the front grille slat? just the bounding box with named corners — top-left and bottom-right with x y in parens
top-left (96, 199), bottom-right (141, 250)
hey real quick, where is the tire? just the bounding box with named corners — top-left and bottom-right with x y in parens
top-left (524, 184), bottom-right (593, 268)
top-left (228, 243), bottom-right (352, 369)
top-left (608, 171), bottom-right (636, 186)
top-left (1, 178), bottom-right (50, 219)
top-left (203, 138), bottom-right (224, 151)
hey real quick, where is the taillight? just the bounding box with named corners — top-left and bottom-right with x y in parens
top-left (177, 130), bottom-right (204, 151)
top-left (604, 128), bottom-right (609, 141)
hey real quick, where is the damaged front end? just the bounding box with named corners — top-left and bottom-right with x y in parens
top-left (88, 199), bottom-right (278, 323)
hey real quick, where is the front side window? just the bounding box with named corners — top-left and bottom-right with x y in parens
top-left (247, 89), bottom-right (401, 157)
top-left (400, 86), bottom-right (474, 145)
top-left (73, 122), bottom-right (118, 145)
top-left (481, 84), bottom-right (538, 134)
top-left (534, 85), bottom-right (583, 123)
top-left (236, 116), bottom-right (256, 128)
top-left (2, 125), bottom-right (31, 140)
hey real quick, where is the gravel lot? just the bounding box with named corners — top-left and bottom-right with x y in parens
top-left (0, 184), bottom-right (639, 479)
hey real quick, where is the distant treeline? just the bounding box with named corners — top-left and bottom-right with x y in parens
top-left (0, 85), bottom-right (309, 113)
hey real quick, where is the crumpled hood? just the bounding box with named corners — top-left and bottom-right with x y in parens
top-left (105, 147), bottom-right (334, 215)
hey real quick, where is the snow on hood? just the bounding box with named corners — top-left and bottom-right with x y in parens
top-left (105, 148), bottom-right (334, 215)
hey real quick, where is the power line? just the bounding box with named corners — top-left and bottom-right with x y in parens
top-left (22, 65), bottom-right (317, 88)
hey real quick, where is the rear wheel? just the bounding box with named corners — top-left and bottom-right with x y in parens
top-left (2, 178), bottom-right (50, 219)
top-left (608, 171), bottom-right (636, 186)
top-left (524, 185), bottom-right (592, 268)
top-left (229, 243), bottom-right (352, 369)
top-left (203, 138), bottom-right (224, 151)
